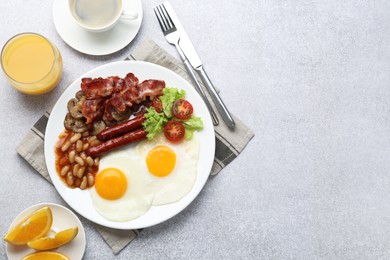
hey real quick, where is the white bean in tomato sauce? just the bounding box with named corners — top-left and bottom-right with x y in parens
top-left (55, 130), bottom-right (100, 189)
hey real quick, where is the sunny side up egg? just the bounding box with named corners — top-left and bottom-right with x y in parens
top-left (89, 133), bottom-right (200, 222)
top-left (89, 151), bottom-right (153, 222)
top-left (134, 134), bottom-right (200, 206)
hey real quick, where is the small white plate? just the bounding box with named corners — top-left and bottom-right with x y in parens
top-left (6, 203), bottom-right (86, 260)
top-left (52, 0), bottom-right (143, 56)
top-left (44, 61), bottom-right (215, 230)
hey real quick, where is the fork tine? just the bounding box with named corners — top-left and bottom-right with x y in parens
top-left (153, 7), bottom-right (166, 32)
top-left (156, 5), bottom-right (169, 31)
top-left (161, 5), bottom-right (174, 29)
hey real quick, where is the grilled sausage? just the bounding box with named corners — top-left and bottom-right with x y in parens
top-left (86, 128), bottom-right (147, 157)
top-left (97, 115), bottom-right (146, 141)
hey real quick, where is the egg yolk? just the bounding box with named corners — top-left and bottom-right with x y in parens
top-left (146, 146), bottom-right (176, 177)
top-left (95, 168), bottom-right (127, 200)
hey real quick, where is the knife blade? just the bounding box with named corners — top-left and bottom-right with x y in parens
top-left (163, 1), bottom-right (235, 129)
top-left (162, 2), bottom-right (202, 69)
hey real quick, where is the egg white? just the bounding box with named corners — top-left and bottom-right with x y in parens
top-left (89, 150), bottom-right (154, 222)
top-left (134, 134), bottom-right (200, 206)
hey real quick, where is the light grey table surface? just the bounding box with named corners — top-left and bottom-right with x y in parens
top-left (1, 0), bottom-right (390, 259)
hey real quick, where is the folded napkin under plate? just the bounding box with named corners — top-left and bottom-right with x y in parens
top-left (16, 39), bottom-right (254, 254)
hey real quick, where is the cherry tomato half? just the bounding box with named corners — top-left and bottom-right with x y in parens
top-left (152, 96), bottom-right (163, 113)
top-left (164, 120), bottom-right (185, 143)
top-left (172, 99), bottom-right (193, 120)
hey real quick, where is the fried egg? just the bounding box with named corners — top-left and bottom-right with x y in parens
top-left (89, 150), bottom-right (153, 222)
top-left (134, 134), bottom-right (200, 206)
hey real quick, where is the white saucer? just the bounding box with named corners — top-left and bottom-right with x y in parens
top-left (53, 0), bottom-right (143, 56)
top-left (6, 203), bottom-right (86, 260)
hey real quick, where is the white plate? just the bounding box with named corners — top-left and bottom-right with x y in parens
top-left (52, 0), bottom-right (143, 56)
top-left (44, 61), bottom-right (215, 229)
top-left (6, 203), bottom-right (86, 260)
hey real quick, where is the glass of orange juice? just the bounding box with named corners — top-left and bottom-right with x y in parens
top-left (1, 33), bottom-right (63, 95)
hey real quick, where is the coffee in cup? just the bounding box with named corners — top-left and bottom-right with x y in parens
top-left (69, 0), bottom-right (138, 33)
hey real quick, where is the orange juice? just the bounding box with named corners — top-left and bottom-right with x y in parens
top-left (1, 33), bottom-right (62, 95)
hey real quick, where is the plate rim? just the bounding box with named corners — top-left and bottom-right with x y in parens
top-left (44, 60), bottom-right (215, 229)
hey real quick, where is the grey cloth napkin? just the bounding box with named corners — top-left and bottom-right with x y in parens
top-left (16, 39), bottom-right (254, 254)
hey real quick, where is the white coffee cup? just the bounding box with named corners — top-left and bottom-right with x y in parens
top-left (69, 0), bottom-right (138, 33)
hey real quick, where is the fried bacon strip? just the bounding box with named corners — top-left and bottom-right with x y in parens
top-left (109, 74), bottom-right (139, 112)
top-left (108, 74), bottom-right (165, 111)
top-left (81, 77), bottom-right (115, 99)
top-left (80, 73), bottom-right (165, 126)
top-left (82, 99), bottom-right (105, 124)
top-left (137, 79), bottom-right (166, 101)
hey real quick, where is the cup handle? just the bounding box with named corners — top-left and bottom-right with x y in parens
top-left (121, 9), bottom-right (138, 20)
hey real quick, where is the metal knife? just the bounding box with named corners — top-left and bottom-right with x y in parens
top-left (163, 1), bottom-right (236, 129)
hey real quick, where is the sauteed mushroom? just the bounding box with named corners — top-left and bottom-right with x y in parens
top-left (64, 113), bottom-right (88, 133)
top-left (112, 108), bottom-right (132, 122)
top-left (75, 90), bottom-right (85, 101)
top-left (67, 98), bottom-right (83, 119)
top-left (89, 120), bottom-right (106, 136)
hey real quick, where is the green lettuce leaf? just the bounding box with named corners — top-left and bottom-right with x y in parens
top-left (143, 88), bottom-right (203, 141)
top-left (182, 115), bottom-right (203, 140)
top-left (160, 88), bottom-right (185, 118)
top-left (184, 129), bottom-right (194, 140)
top-left (142, 107), bottom-right (168, 140)
top-left (182, 115), bottom-right (204, 130)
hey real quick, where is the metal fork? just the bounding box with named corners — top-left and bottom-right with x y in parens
top-left (154, 4), bottom-right (219, 126)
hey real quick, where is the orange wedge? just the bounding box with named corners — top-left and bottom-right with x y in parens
top-left (22, 251), bottom-right (69, 260)
top-left (27, 227), bottom-right (78, 250)
top-left (4, 207), bottom-right (53, 245)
